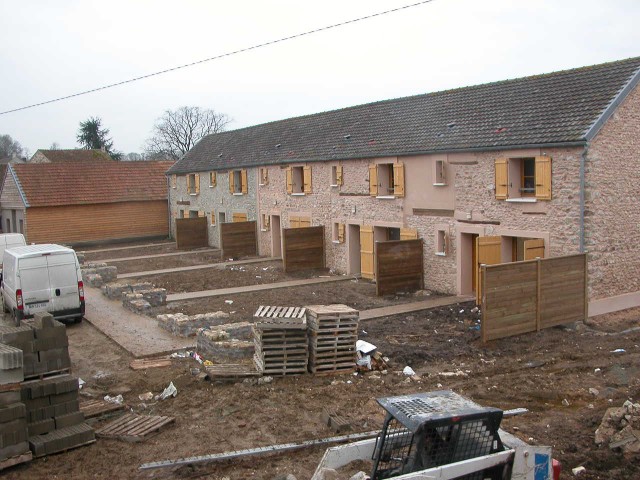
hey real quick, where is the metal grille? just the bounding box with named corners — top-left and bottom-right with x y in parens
top-left (371, 415), bottom-right (414, 479)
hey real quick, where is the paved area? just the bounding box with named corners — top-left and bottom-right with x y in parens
top-left (359, 295), bottom-right (474, 320)
top-left (97, 248), bottom-right (220, 263)
top-left (84, 287), bottom-right (195, 358)
top-left (166, 276), bottom-right (356, 302)
top-left (118, 257), bottom-right (281, 279)
top-left (81, 241), bottom-right (173, 254)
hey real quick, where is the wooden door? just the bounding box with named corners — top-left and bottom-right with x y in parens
top-left (360, 226), bottom-right (375, 280)
top-left (476, 236), bottom-right (502, 304)
top-left (524, 238), bottom-right (545, 260)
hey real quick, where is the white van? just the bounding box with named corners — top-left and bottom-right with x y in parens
top-left (0, 233), bottom-right (26, 267)
top-left (2, 244), bottom-right (85, 325)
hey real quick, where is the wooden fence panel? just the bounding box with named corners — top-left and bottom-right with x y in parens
top-left (282, 226), bottom-right (324, 272)
top-left (481, 254), bottom-right (587, 342)
top-left (220, 221), bottom-right (257, 259)
top-left (175, 217), bottom-right (208, 250)
top-left (375, 239), bottom-right (423, 296)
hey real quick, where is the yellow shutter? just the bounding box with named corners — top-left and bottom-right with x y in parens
top-left (393, 163), bottom-right (405, 197)
top-left (290, 216), bottom-right (299, 228)
top-left (338, 223), bottom-right (345, 243)
top-left (286, 167), bottom-right (293, 194)
top-left (400, 228), bottom-right (418, 240)
top-left (300, 217), bottom-right (311, 228)
top-left (241, 169), bottom-right (248, 194)
top-left (476, 236), bottom-right (502, 304)
top-left (495, 158), bottom-right (508, 200)
top-left (535, 156), bottom-right (552, 200)
top-left (195, 173), bottom-right (200, 194)
top-left (303, 166), bottom-right (312, 193)
top-left (369, 165), bottom-right (378, 196)
top-left (210, 210), bottom-right (216, 225)
top-left (210, 172), bottom-right (216, 187)
top-left (171, 175), bottom-right (176, 188)
top-left (229, 171), bottom-right (234, 193)
top-left (261, 168), bottom-right (269, 185)
top-left (233, 212), bottom-right (247, 222)
top-left (336, 166), bottom-right (343, 186)
top-left (360, 226), bottom-right (375, 279)
top-left (523, 238), bottom-right (545, 260)
top-left (198, 210), bottom-right (205, 218)
top-left (263, 214), bottom-right (270, 230)
top-left (187, 175), bottom-right (192, 193)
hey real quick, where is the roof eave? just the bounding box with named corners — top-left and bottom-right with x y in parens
top-left (9, 165), bottom-right (29, 208)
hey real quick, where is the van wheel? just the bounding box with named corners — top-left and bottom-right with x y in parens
top-left (74, 316), bottom-right (83, 324)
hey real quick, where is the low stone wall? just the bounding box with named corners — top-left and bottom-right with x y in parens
top-left (81, 263), bottom-right (118, 288)
top-left (122, 289), bottom-right (167, 314)
top-left (196, 338), bottom-right (254, 362)
top-left (102, 282), bottom-right (153, 300)
top-left (157, 312), bottom-right (230, 337)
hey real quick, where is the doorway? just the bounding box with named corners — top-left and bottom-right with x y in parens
top-left (348, 224), bottom-right (361, 275)
top-left (271, 215), bottom-right (282, 258)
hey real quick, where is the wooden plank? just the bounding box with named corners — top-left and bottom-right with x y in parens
top-left (375, 239), bottom-right (423, 296)
top-left (175, 217), bottom-right (208, 250)
top-left (96, 414), bottom-right (175, 442)
top-left (0, 451), bottom-right (32, 471)
top-left (282, 226), bottom-right (325, 272)
top-left (130, 358), bottom-right (171, 370)
top-left (220, 221), bottom-right (257, 259)
top-left (80, 399), bottom-right (126, 418)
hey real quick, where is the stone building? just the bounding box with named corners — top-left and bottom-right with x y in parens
top-left (167, 56), bottom-right (640, 316)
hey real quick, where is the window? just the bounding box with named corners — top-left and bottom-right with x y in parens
top-left (436, 229), bottom-right (447, 255)
top-left (332, 222), bottom-right (345, 243)
top-left (219, 211), bottom-right (226, 224)
top-left (189, 210), bottom-right (199, 218)
top-left (434, 160), bottom-right (446, 185)
top-left (232, 212), bottom-right (248, 222)
top-left (331, 166), bottom-right (343, 187)
top-left (210, 210), bottom-right (216, 226)
top-left (209, 172), bottom-right (216, 187)
top-left (369, 163), bottom-right (404, 197)
top-left (259, 168), bottom-right (269, 186)
top-left (198, 210), bottom-right (205, 218)
top-left (171, 174), bottom-right (177, 188)
top-left (495, 156), bottom-right (552, 201)
top-left (290, 216), bottom-right (311, 228)
top-left (229, 169), bottom-right (247, 194)
top-left (179, 210), bottom-right (184, 218)
top-left (286, 166), bottom-right (312, 194)
top-left (261, 213), bottom-right (270, 231)
top-left (187, 173), bottom-right (200, 195)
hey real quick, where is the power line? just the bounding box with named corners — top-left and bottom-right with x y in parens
top-left (0, 0), bottom-right (436, 116)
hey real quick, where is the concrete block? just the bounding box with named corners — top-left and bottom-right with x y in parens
top-left (0, 325), bottom-right (34, 346)
top-left (0, 344), bottom-right (23, 370)
top-left (27, 405), bottom-right (56, 424)
top-left (0, 390), bottom-right (21, 407)
top-left (25, 396), bottom-right (50, 412)
top-left (49, 391), bottom-right (77, 406)
top-left (54, 411), bottom-right (85, 430)
top-left (32, 313), bottom-right (56, 329)
top-left (0, 419), bottom-right (28, 448)
top-left (22, 353), bottom-right (38, 377)
top-left (34, 324), bottom-right (68, 343)
top-left (53, 400), bottom-right (80, 417)
top-left (29, 423), bottom-right (94, 457)
top-left (38, 348), bottom-right (71, 372)
top-left (0, 403), bottom-right (26, 424)
top-left (0, 368), bottom-right (24, 385)
top-left (0, 441), bottom-right (30, 461)
top-left (27, 418), bottom-right (55, 436)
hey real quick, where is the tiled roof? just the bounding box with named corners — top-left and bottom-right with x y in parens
top-left (34, 149), bottom-right (114, 162)
top-left (168, 57), bottom-right (640, 174)
top-left (11, 160), bottom-right (174, 207)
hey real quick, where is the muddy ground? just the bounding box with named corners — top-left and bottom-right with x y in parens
top-left (4, 242), bottom-right (640, 479)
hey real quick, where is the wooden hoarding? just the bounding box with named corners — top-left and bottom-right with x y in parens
top-left (481, 254), bottom-right (587, 342)
top-left (220, 221), bottom-right (257, 259)
top-left (175, 217), bottom-right (208, 250)
top-left (375, 239), bottom-right (423, 296)
top-left (282, 226), bottom-right (324, 272)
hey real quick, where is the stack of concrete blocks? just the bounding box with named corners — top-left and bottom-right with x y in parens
top-left (157, 311), bottom-right (230, 337)
top-left (0, 343), bottom-right (31, 469)
top-left (0, 313), bottom-right (94, 460)
top-left (196, 322), bottom-right (254, 362)
top-left (102, 282), bottom-right (153, 300)
top-left (123, 288), bottom-right (167, 314)
top-left (81, 263), bottom-right (118, 288)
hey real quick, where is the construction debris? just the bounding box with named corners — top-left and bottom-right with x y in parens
top-left (595, 400), bottom-right (640, 454)
top-left (96, 413), bottom-right (174, 442)
top-left (158, 311), bottom-right (230, 337)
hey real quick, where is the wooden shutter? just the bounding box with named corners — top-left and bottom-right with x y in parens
top-left (261, 168), bottom-right (269, 185)
top-left (195, 174), bottom-right (200, 194)
top-left (303, 166), bottom-right (312, 193)
top-left (400, 228), bottom-right (418, 240)
top-left (198, 210), bottom-right (205, 218)
top-left (187, 174), bottom-right (192, 193)
top-left (336, 166), bottom-right (343, 186)
top-left (338, 223), bottom-right (345, 243)
top-left (360, 226), bottom-right (375, 279)
top-left (369, 165), bottom-right (378, 196)
top-left (476, 236), bottom-right (502, 304)
top-left (535, 156), bottom-right (552, 200)
top-left (286, 167), bottom-right (293, 194)
top-left (393, 163), bottom-right (405, 197)
top-left (210, 172), bottom-right (216, 187)
top-left (233, 212), bottom-right (247, 222)
top-left (171, 175), bottom-right (176, 188)
top-left (299, 217), bottom-right (311, 228)
top-left (210, 210), bottom-right (216, 225)
top-left (263, 214), bottom-right (270, 230)
top-left (229, 171), bottom-right (234, 193)
top-left (523, 238), bottom-right (545, 260)
top-left (495, 158), bottom-right (508, 200)
top-left (241, 169), bottom-right (248, 194)
top-left (290, 216), bottom-right (299, 228)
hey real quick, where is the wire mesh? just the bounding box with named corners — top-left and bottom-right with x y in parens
top-left (371, 416), bottom-right (415, 479)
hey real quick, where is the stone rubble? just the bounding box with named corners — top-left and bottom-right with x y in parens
top-left (595, 400), bottom-right (640, 454)
top-left (101, 282), bottom-right (153, 300)
top-left (157, 311), bottom-right (231, 337)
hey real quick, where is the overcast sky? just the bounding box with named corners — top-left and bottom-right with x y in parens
top-left (1, 0), bottom-right (639, 157)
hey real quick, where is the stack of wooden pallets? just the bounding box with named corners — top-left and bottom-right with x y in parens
top-left (306, 305), bottom-right (359, 374)
top-left (253, 306), bottom-right (308, 376)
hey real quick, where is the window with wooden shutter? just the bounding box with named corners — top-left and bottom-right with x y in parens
top-left (261, 213), bottom-right (270, 231)
top-left (229, 171), bottom-right (234, 193)
top-left (535, 156), bottom-right (552, 200)
top-left (210, 210), bottom-right (216, 225)
top-left (436, 229), bottom-right (447, 255)
top-left (336, 166), bottom-right (343, 186)
top-left (495, 158), bottom-right (508, 200)
top-left (233, 212), bottom-right (247, 222)
top-left (369, 165), bottom-right (378, 196)
top-left (400, 228), bottom-right (418, 240)
top-left (286, 167), bottom-right (293, 194)
top-left (171, 175), bottom-right (176, 188)
top-left (338, 223), bottom-right (345, 243)
top-left (260, 168), bottom-right (268, 185)
top-left (241, 169), bottom-right (248, 194)
top-left (195, 174), bottom-right (200, 194)
top-left (393, 163), bottom-right (405, 197)
top-left (187, 174), bottom-right (193, 193)
top-left (303, 166), bottom-right (312, 193)
top-left (290, 216), bottom-right (299, 228)
top-left (209, 172), bottom-right (216, 187)
top-left (198, 210), bottom-right (205, 218)
top-left (523, 238), bottom-right (545, 260)
top-left (299, 217), bottom-right (311, 228)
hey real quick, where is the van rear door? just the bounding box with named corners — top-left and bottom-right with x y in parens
top-left (19, 257), bottom-right (52, 313)
top-left (46, 253), bottom-right (80, 313)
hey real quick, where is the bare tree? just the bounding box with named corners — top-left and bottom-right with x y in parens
top-left (144, 106), bottom-right (231, 161)
top-left (49, 142), bottom-right (61, 150)
top-left (0, 134), bottom-right (23, 158)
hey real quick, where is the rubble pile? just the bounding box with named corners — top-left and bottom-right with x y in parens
top-left (81, 263), bottom-right (117, 287)
top-left (595, 400), bottom-right (640, 454)
top-left (123, 289), bottom-right (167, 314)
top-left (157, 311), bottom-right (231, 337)
top-left (102, 282), bottom-right (153, 300)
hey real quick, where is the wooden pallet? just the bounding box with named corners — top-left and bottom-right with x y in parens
top-left (254, 354), bottom-right (308, 376)
top-left (0, 451), bottom-right (32, 471)
top-left (254, 306), bottom-right (306, 319)
top-left (23, 368), bottom-right (71, 381)
top-left (80, 398), bottom-right (126, 419)
top-left (204, 363), bottom-right (261, 380)
top-left (96, 414), bottom-right (175, 442)
top-left (130, 357), bottom-right (172, 370)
